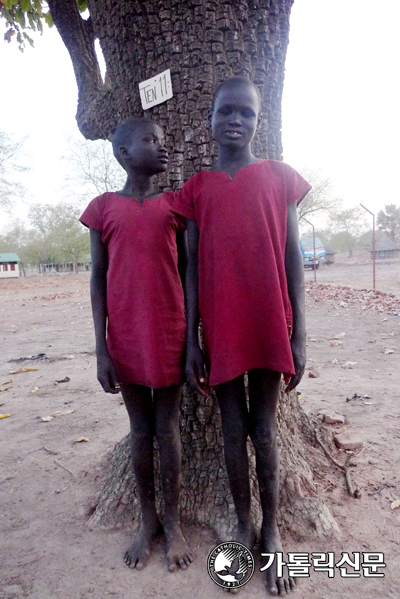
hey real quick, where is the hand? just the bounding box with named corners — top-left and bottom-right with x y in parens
top-left (286, 333), bottom-right (306, 393)
top-left (97, 350), bottom-right (120, 394)
top-left (186, 342), bottom-right (209, 396)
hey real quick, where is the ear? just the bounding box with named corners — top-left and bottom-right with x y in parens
top-left (119, 145), bottom-right (128, 159)
top-left (257, 112), bottom-right (263, 129)
top-left (207, 109), bottom-right (213, 127)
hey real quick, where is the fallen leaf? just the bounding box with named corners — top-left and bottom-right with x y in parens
top-left (0, 385), bottom-right (11, 392)
top-left (344, 361), bottom-right (358, 369)
top-left (331, 359), bottom-right (339, 365)
top-left (73, 437), bottom-right (89, 443)
top-left (0, 413), bottom-right (14, 419)
top-left (52, 409), bottom-right (75, 417)
top-left (40, 416), bottom-right (54, 422)
top-left (391, 499), bottom-right (400, 510)
top-left (384, 348), bottom-right (394, 355)
top-left (0, 402), bottom-right (4, 407)
top-left (330, 340), bottom-right (342, 347)
top-left (65, 355), bottom-right (75, 359)
top-left (308, 370), bottom-right (320, 378)
top-left (9, 367), bottom-right (38, 374)
top-left (31, 386), bottom-right (39, 393)
top-left (55, 376), bottom-right (71, 384)
top-left (1, 379), bottom-right (13, 385)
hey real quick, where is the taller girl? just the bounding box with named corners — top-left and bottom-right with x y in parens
top-left (173, 77), bottom-right (311, 595)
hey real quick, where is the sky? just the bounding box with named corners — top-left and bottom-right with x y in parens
top-left (1, 0), bottom-right (400, 231)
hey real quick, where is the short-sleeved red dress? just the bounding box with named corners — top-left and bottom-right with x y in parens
top-left (172, 160), bottom-right (311, 387)
top-left (80, 191), bottom-right (186, 389)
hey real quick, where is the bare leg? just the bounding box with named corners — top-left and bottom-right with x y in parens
top-left (215, 376), bottom-right (256, 550)
top-left (248, 369), bottom-right (295, 596)
top-left (122, 384), bottom-right (160, 569)
top-left (153, 385), bottom-right (194, 571)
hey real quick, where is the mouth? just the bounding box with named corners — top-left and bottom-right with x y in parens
top-left (158, 155), bottom-right (168, 163)
top-left (224, 130), bottom-right (243, 139)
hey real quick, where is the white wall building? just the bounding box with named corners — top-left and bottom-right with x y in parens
top-left (0, 253), bottom-right (21, 279)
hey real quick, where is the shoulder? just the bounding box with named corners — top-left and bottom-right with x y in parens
top-left (180, 171), bottom-right (205, 190)
top-left (162, 190), bottom-right (178, 206)
top-left (256, 159), bottom-right (297, 177)
top-left (87, 191), bottom-right (117, 210)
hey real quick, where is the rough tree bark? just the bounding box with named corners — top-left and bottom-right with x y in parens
top-left (47, 0), bottom-right (341, 540)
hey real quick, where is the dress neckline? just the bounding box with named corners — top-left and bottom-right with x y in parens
top-left (112, 191), bottom-right (165, 206)
top-left (209, 159), bottom-right (264, 182)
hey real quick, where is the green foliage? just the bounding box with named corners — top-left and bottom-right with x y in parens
top-left (0, 203), bottom-right (90, 268)
top-left (0, 0), bottom-right (86, 50)
top-left (1, 0), bottom-right (49, 50)
top-left (377, 204), bottom-right (400, 242)
top-left (330, 207), bottom-right (368, 238)
top-left (327, 231), bottom-right (357, 257)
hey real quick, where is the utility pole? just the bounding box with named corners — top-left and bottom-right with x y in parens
top-left (360, 204), bottom-right (375, 291)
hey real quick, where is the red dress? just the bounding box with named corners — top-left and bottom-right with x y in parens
top-left (80, 191), bottom-right (186, 389)
top-left (173, 160), bottom-right (311, 387)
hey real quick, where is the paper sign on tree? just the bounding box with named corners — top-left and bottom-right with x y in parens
top-left (139, 69), bottom-right (173, 110)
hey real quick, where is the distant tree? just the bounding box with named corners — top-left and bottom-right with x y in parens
top-left (28, 203), bottom-right (89, 271)
top-left (329, 207), bottom-right (368, 257)
top-left (328, 231), bottom-right (357, 257)
top-left (63, 136), bottom-right (125, 205)
top-left (297, 167), bottom-right (342, 223)
top-left (0, 130), bottom-right (28, 209)
top-left (377, 204), bottom-right (400, 242)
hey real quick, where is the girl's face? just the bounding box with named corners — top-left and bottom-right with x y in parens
top-left (121, 122), bottom-right (168, 174)
top-left (211, 83), bottom-right (260, 150)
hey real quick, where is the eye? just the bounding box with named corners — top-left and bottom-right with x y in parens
top-left (242, 108), bottom-right (256, 118)
top-left (218, 106), bottom-right (231, 115)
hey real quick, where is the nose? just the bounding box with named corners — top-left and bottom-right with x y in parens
top-left (227, 111), bottom-right (242, 126)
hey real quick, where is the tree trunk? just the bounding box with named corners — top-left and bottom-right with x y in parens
top-left (48, 0), bottom-right (341, 539)
top-left (88, 384), bottom-right (340, 541)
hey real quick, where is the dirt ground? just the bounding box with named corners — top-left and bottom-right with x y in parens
top-left (1, 263), bottom-right (400, 599)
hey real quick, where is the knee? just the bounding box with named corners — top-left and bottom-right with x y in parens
top-left (130, 422), bottom-right (153, 444)
top-left (222, 420), bottom-right (248, 448)
top-left (154, 419), bottom-right (179, 446)
top-left (250, 423), bottom-right (277, 452)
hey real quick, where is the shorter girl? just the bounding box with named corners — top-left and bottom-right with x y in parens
top-left (173, 77), bottom-right (310, 596)
top-left (80, 117), bottom-right (193, 573)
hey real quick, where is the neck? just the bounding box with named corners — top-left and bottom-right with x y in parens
top-left (120, 171), bottom-right (157, 199)
top-left (215, 145), bottom-right (256, 171)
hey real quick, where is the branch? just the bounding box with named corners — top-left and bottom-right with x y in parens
top-left (47, 0), bottom-right (103, 127)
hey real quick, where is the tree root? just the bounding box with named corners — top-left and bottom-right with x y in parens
top-left (315, 430), bottom-right (361, 499)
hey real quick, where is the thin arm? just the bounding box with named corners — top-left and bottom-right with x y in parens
top-left (89, 227), bottom-right (109, 355)
top-left (176, 230), bottom-right (188, 295)
top-left (285, 202), bottom-right (306, 391)
top-left (186, 220), bottom-right (200, 344)
top-left (185, 219), bottom-right (208, 395)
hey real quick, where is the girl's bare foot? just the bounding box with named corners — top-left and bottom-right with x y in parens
top-left (124, 519), bottom-right (161, 570)
top-left (236, 521), bottom-right (257, 550)
top-left (163, 522), bottom-right (194, 572)
top-left (261, 524), bottom-right (296, 596)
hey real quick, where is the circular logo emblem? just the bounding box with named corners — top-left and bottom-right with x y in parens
top-left (207, 542), bottom-right (255, 590)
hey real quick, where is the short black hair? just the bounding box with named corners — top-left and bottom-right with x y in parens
top-left (212, 76), bottom-right (262, 111)
top-left (111, 117), bottom-right (152, 164)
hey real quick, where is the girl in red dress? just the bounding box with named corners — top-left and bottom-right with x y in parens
top-left (80, 118), bottom-right (193, 573)
top-left (173, 77), bottom-right (310, 596)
